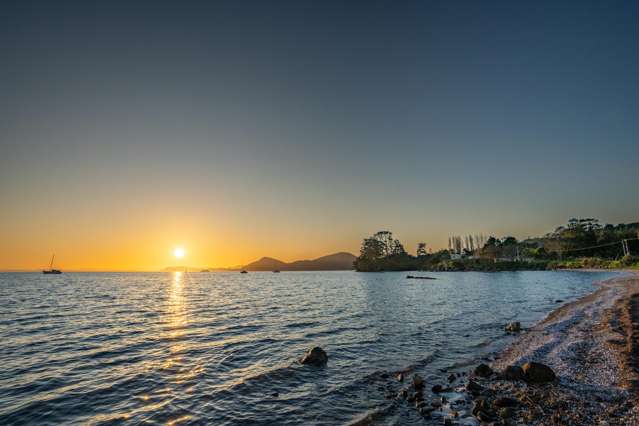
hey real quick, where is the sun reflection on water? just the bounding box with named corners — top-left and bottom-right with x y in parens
top-left (167, 271), bottom-right (187, 362)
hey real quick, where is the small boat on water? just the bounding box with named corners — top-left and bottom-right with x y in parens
top-left (43, 254), bottom-right (62, 274)
top-left (240, 270), bottom-right (248, 274)
top-left (273, 270), bottom-right (280, 273)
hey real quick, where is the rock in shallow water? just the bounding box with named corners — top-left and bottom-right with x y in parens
top-left (466, 379), bottom-right (484, 394)
top-left (412, 374), bottom-right (424, 389)
top-left (522, 362), bottom-right (556, 383)
top-left (474, 363), bottom-right (493, 377)
top-left (299, 347), bottom-right (328, 366)
top-left (505, 321), bottom-right (521, 332)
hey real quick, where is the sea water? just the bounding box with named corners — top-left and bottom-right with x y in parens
top-left (0, 270), bottom-right (617, 425)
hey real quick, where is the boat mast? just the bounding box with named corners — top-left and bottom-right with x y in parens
top-left (50, 254), bottom-right (55, 269)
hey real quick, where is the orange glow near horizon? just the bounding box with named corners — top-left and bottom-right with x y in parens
top-left (0, 210), bottom-right (365, 271)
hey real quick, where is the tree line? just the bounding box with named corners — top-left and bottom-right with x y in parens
top-left (354, 218), bottom-right (639, 272)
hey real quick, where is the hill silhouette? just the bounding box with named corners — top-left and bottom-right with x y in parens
top-left (243, 252), bottom-right (356, 271)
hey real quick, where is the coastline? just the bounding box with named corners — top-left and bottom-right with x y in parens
top-left (349, 270), bottom-right (639, 425)
top-left (475, 271), bottom-right (639, 424)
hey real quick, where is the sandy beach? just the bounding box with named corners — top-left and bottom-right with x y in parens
top-left (469, 271), bottom-right (639, 425)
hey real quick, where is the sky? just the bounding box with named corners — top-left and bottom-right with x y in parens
top-left (1, 1), bottom-right (638, 271)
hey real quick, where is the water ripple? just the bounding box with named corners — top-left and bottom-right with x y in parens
top-left (0, 270), bottom-right (617, 425)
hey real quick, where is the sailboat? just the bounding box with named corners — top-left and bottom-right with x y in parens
top-left (43, 254), bottom-right (62, 274)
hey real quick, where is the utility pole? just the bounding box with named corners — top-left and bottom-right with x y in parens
top-left (622, 239), bottom-right (629, 257)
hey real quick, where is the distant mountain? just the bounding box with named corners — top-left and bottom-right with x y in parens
top-left (243, 252), bottom-right (356, 271)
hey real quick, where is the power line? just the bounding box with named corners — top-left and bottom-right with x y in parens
top-left (559, 237), bottom-right (638, 254)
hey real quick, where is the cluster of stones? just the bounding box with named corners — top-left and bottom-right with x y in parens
top-left (393, 372), bottom-right (445, 419)
top-left (297, 344), bottom-right (561, 424)
top-left (466, 361), bottom-right (557, 423)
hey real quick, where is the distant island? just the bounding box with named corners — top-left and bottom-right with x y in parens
top-left (240, 252), bottom-right (356, 271)
top-left (355, 218), bottom-right (639, 272)
top-left (197, 252), bottom-right (357, 272)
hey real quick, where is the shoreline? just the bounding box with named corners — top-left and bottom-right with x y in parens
top-left (470, 271), bottom-right (639, 424)
top-left (349, 270), bottom-right (639, 425)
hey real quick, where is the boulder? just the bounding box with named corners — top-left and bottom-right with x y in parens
top-left (299, 347), bottom-right (328, 366)
top-left (502, 365), bottom-right (524, 381)
top-left (505, 322), bottom-right (521, 333)
top-left (448, 373), bottom-right (457, 383)
top-left (474, 363), bottom-right (493, 378)
top-left (522, 362), bottom-right (556, 383)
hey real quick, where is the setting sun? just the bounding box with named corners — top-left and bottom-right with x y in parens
top-left (173, 247), bottom-right (185, 258)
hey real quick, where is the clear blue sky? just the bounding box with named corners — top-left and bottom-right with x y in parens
top-left (1, 1), bottom-right (638, 269)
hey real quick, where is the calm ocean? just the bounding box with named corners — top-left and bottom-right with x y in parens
top-left (0, 270), bottom-right (616, 425)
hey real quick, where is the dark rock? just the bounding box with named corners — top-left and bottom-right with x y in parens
top-left (412, 374), bottom-right (424, 389)
top-left (476, 410), bottom-right (494, 422)
top-left (555, 299), bottom-right (564, 303)
top-left (493, 397), bottom-right (518, 408)
top-left (398, 389), bottom-right (408, 399)
top-left (419, 406), bottom-right (435, 416)
top-left (299, 347), bottom-right (328, 366)
top-left (271, 392), bottom-right (279, 397)
top-left (522, 362), bottom-right (556, 383)
top-left (396, 372), bottom-right (404, 382)
top-left (466, 379), bottom-right (484, 394)
top-left (380, 372), bottom-right (389, 379)
top-left (499, 407), bottom-right (515, 419)
top-left (502, 365), bottom-right (524, 381)
top-left (472, 399), bottom-right (488, 416)
top-left (432, 384), bottom-right (444, 393)
top-left (431, 399), bottom-right (442, 408)
top-left (472, 400), bottom-right (496, 421)
top-left (414, 390), bottom-right (423, 401)
top-left (474, 363), bottom-right (493, 378)
top-left (505, 321), bottom-right (521, 333)
top-left (448, 373), bottom-right (456, 383)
